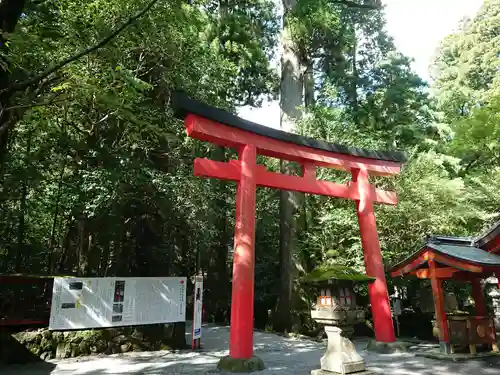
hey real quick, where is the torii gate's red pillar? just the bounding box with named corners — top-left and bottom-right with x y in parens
top-left (229, 144), bottom-right (257, 359)
top-left (353, 168), bottom-right (396, 343)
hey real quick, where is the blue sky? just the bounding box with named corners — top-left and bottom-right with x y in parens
top-left (238, 0), bottom-right (484, 129)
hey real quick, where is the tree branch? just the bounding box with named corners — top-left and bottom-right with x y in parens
top-left (333, 0), bottom-right (381, 9)
top-left (5, 92), bottom-right (66, 111)
top-left (1, 0), bottom-right (160, 96)
top-left (4, 98), bottom-right (67, 111)
top-left (461, 153), bottom-right (481, 175)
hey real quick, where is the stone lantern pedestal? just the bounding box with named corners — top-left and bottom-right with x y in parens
top-left (485, 277), bottom-right (500, 331)
top-left (302, 265), bottom-right (375, 375)
top-left (311, 309), bottom-right (372, 375)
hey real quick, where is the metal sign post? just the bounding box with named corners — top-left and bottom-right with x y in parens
top-left (392, 298), bottom-right (402, 337)
top-left (192, 275), bottom-right (203, 350)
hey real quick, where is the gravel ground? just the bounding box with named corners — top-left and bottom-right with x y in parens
top-left (2, 324), bottom-right (500, 375)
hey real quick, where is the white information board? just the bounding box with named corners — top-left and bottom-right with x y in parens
top-left (49, 277), bottom-right (186, 330)
top-left (192, 275), bottom-right (203, 341)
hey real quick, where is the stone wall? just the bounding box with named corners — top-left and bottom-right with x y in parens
top-left (0, 323), bottom-right (187, 364)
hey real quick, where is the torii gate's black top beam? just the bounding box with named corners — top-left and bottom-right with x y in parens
top-left (172, 92), bottom-right (407, 163)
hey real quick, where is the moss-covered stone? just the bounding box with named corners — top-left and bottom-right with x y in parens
top-left (42, 330), bottom-right (52, 340)
top-left (120, 342), bottom-right (132, 353)
top-left (40, 337), bottom-right (53, 352)
top-left (40, 351), bottom-right (53, 361)
top-left (26, 341), bottom-right (42, 356)
top-left (56, 342), bottom-right (72, 359)
top-left (13, 331), bottom-right (37, 345)
top-left (301, 265), bottom-right (375, 285)
top-left (2, 323), bottom-right (187, 363)
top-left (70, 335), bottom-right (83, 344)
top-left (79, 341), bottom-right (90, 356)
top-left (52, 331), bottom-right (64, 343)
top-left (113, 334), bottom-right (127, 344)
top-left (111, 343), bottom-right (121, 355)
top-left (89, 339), bottom-right (107, 354)
top-left (71, 343), bottom-right (80, 357)
top-left (217, 355), bottom-right (265, 373)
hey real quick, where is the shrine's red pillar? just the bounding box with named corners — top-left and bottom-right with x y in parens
top-left (429, 259), bottom-right (450, 353)
top-left (352, 167), bottom-right (396, 343)
top-left (471, 279), bottom-right (486, 316)
top-left (229, 144), bottom-right (257, 359)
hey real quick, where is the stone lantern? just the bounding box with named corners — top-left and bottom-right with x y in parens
top-left (302, 265), bottom-right (374, 375)
top-left (485, 276), bottom-right (500, 330)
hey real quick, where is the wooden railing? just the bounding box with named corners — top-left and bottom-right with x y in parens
top-left (0, 275), bottom-right (52, 326)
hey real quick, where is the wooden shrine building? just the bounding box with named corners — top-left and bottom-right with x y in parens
top-left (390, 237), bottom-right (500, 354)
top-left (475, 221), bottom-right (500, 254)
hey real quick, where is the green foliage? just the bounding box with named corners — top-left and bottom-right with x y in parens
top-left (302, 264), bottom-right (374, 284)
top-left (0, 0), bottom-right (278, 287)
top-left (201, 0), bottom-right (280, 105)
top-left (431, 0), bottom-right (500, 121)
top-left (0, 0), bottom-right (498, 332)
top-left (451, 94), bottom-right (500, 172)
top-left (293, 0), bottom-right (496, 303)
top-left (377, 152), bottom-right (487, 263)
top-left (430, 0), bottom-right (500, 224)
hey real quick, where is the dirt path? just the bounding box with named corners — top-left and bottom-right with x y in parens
top-left (2, 324), bottom-right (500, 374)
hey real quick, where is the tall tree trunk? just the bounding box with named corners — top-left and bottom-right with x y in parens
top-left (58, 217), bottom-right (74, 273)
top-left (77, 213), bottom-right (92, 276)
top-left (349, 28), bottom-right (359, 123)
top-left (206, 146), bottom-right (230, 323)
top-left (275, 0), bottom-right (304, 333)
top-left (14, 131), bottom-right (32, 271)
top-left (106, 239), bottom-right (118, 276)
top-left (0, 0), bottom-right (27, 168)
top-left (99, 241), bottom-right (111, 275)
top-left (15, 180), bottom-right (28, 271)
top-left (47, 159), bottom-right (67, 272)
top-left (300, 60), bottom-right (315, 273)
top-left (304, 60), bottom-right (315, 108)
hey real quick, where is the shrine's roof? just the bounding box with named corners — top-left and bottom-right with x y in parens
top-left (426, 235), bottom-right (475, 246)
top-left (426, 242), bottom-right (500, 266)
top-left (172, 92), bottom-right (407, 163)
top-left (389, 241), bottom-right (500, 277)
top-left (427, 220), bottom-right (500, 253)
top-left (475, 220), bottom-right (500, 250)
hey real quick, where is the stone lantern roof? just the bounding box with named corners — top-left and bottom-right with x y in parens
top-left (301, 264), bottom-right (375, 286)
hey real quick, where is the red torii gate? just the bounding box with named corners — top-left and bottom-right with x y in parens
top-left (173, 93), bottom-right (406, 362)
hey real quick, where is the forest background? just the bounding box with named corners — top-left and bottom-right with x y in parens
top-left (0, 0), bottom-right (499, 334)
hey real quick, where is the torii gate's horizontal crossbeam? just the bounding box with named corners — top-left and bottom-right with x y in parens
top-left (186, 114), bottom-right (403, 176)
top-left (194, 158), bottom-right (398, 205)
